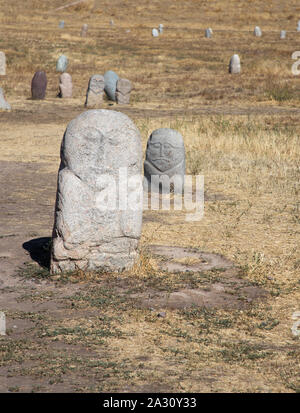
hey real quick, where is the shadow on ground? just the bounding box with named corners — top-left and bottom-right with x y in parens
top-left (22, 237), bottom-right (51, 269)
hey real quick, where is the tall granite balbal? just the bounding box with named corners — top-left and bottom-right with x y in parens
top-left (58, 73), bottom-right (72, 98)
top-left (144, 128), bottom-right (185, 194)
top-left (229, 54), bottom-right (241, 74)
top-left (31, 71), bottom-right (47, 99)
top-left (50, 109), bottom-right (143, 274)
top-left (115, 78), bottom-right (132, 105)
top-left (85, 74), bottom-right (105, 107)
top-left (104, 70), bottom-right (119, 101)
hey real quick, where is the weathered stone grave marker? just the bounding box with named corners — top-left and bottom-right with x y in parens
top-left (280, 30), bottom-right (286, 39)
top-left (152, 28), bottom-right (159, 37)
top-left (81, 23), bottom-right (88, 37)
top-left (85, 74), bottom-right (105, 107)
top-left (56, 55), bottom-right (68, 72)
top-left (254, 26), bottom-right (262, 37)
top-left (31, 71), bottom-right (47, 99)
top-left (205, 28), bottom-right (212, 38)
top-left (51, 109), bottom-right (143, 273)
top-left (116, 78), bottom-right (132, 105)
top-left (229, 54), bottom-right (241, 74)
top-left (104, 70), bottom-right (119, 101)
top-left (58, 73), bottom-right (72, 98)
top-left (144, 128), bottom-right (185, 194)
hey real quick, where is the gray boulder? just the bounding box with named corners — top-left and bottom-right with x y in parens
top-left (229, 54), bottom-right (241, 74)
top-left (104, 70), bottom-right (119, 101)
top-left (51, 109), bottom-right (143, 274)
top-left (85, 74), bottom-right (105, 107)
top-left (59, 20), bottom-right (64, 29)
top-left (56, 55), bottom-right (68, 72)
top-left (144, 128), bottom-right (185, 194)
top-left (0, 88), bottom-right (11, 110)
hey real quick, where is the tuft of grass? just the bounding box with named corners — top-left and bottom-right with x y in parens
top-left (265, 80), bottom-right (294, 102)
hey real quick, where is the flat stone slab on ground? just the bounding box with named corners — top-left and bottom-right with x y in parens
top-left (131, 245), bottom-right (268, 310)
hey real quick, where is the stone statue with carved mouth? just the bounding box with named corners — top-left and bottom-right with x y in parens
top-left (144, 128), bottom-right (185, 194)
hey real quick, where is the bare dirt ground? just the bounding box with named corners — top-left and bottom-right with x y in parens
top-left (0, 0), bottom-right (299, 393)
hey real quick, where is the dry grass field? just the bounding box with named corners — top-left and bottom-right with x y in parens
top-left (0, 0), bottom-right (299, 393)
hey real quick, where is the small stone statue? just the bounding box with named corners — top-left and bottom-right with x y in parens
top-left (115, 79), bottom-right (132, 105)
top-left (229, 54), bottom-right (241, 74)
top-left (144, 128), bottom-right (185, 194)
top-left (85, 74), bottom-right (105, 107)
top-left (58, 73), bottom-right (72, 98)
top-left (31, 70), bottom-right (47, 100)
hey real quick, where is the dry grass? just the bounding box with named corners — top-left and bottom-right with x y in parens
top-left (0, 0), bottom-right (299, 393)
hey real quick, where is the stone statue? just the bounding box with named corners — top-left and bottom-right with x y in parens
top-left (85, 74), bottom-right (105, 107)
top-left (144, 128), bottom-right (185, 194)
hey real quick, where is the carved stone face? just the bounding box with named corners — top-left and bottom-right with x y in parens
top-left (60, 73), bottom-right (72, 85)
top-left (89, 75), bottom-right (105, 94)
top-left (146, 129), bottom-right (184, 173)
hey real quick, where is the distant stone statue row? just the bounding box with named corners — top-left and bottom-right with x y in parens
top-left (29, 70), bottom-right (132, 105)
top-left (59, 21), bottom-right (88, 37)
top-left (50, 109), bottom-right (185, 274)
top-left (59, 18), bottom-right (300, 37)
top-left (206, 26), bottom-right (292, 39)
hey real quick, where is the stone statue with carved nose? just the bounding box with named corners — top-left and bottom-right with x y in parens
top-left (144, 128), bottom-right (185, 194)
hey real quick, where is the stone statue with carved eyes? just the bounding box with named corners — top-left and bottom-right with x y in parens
top-left (85, 74), bottom-right (105, 108)
top-left (144, 128), bottom-right (185, 194)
